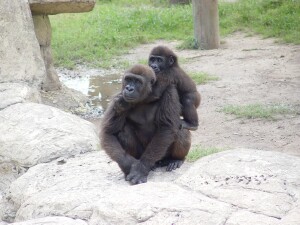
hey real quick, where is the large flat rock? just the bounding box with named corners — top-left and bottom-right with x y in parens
top-left (3, 152), bottom-right (233, 224)
top-left (177, 149), bottom-right (300, 224)
top-left (0, 103), bottom-right (99, 168)
top-left (29, 0), bottom-right (96, 15)
top-left (1, 149), bottom-right (299, 224)
top-left (0, 0), bottom-right (45, 86)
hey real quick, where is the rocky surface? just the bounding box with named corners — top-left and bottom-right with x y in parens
top-left (0, 83), bottom-right (41, 110)
top-left (40, 85), bottom-right (89, 115)
top-left (33, 14), bottom-right (62, 91)
top-left (0, 0), bottom-right (45, 86)
top-left (1, 217), bottom-right (87, 225)
top-left (0, 103), bottom-right (99, 208)
top-left (177, 149), bottom-right (300, 223)
top-left (1, 149), bottom-right (299, 224)
top-left (0, 2), bottom-right (99, 215)
top-left (0, 103), bottom-right (99, 168)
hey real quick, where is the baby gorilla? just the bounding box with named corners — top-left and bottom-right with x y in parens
top-left (148, 46), bottom-right (201, 131)
top-left (100, 64), bottom-right (191, 185)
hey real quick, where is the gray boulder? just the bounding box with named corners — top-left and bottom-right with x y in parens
top-left (2, 149), bottom-right (299, 224)
top-left (0, 83), bottom-right (41, 110)
top-left (177, 149), bottom-right (300, 224)
top-left (0, 103), bottom-right (99, 168)
top-left (0, 102), bottom-right (99, 205)
top-left (0, 0), bottom-right (45, 86)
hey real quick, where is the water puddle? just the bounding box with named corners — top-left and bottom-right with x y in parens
top-left (58, 68), bottom-right (122, 117)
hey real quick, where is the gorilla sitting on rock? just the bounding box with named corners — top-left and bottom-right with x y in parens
top-left (100, 64), bottom-right (191, 185)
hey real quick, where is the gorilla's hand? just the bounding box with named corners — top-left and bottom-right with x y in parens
top-left (119, 154), bottom-right (139, 176)
top-left (113, 94), bottom-right (133, 114)
top-left (125, 161), bottom-right (150, 185)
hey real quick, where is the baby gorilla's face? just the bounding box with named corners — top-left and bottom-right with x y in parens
top-left (148, 55), bottom-right (166, 73)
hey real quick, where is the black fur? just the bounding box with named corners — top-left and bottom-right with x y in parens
top-left (100, 64), bottom-right (191, 185)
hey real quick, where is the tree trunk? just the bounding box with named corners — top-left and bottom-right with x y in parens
top-left (192, 0), bottom-right (220, 49)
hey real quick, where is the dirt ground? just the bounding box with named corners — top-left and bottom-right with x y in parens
top-left (53, 32), bottom-right (300, 157)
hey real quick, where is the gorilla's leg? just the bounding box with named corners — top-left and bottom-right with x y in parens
top-left (156, 129), bottom-right (191, 171)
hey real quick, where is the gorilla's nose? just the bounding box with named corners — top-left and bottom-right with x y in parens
top-left (151, 65), bottom-right (159, 73)
top-left (125, 85), bottom-right (134, 93)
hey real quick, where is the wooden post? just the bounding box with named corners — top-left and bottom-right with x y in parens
top-left (192, 0), bottom-right (220, 49)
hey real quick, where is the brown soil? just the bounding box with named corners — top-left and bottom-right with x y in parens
top-left (118, 32), bottom-right (300, 157)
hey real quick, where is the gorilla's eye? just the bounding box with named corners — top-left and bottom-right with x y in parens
top-left (125, 77), bottom-right (132, 82)
top-left (135, 79), bottom-right (143, 85)
top-left (157, 58), bottom-right (162, 63)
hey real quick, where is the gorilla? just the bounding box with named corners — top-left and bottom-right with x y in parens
top-left (100, 64), bottom-right (191, 185)
top-left (148, 46), bottom-right (201, 130)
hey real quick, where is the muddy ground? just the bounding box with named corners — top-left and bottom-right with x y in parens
top-left (49, 32), bottom-right (300, 157)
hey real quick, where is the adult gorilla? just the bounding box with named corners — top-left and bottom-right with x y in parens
top-left (100, 64), bottom-right (191, 185)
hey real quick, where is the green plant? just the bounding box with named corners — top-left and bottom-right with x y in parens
top-left (219, 0), bottom-right (300, 43)
top-left (50, 3), bottom-right (193, 68)
top-left (222, 103), bottom-right (296, 119)
top-left (189, 72), bottom-right (219, 84)
top-left (138, 58), bottom-right (148, 65)
top-left (177, 37), bottom-right (199, 50)
top-left (187, 145), bottom-right (224, 162)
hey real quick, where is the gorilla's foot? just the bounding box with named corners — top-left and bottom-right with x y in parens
top-left (156, 159), bottom-right (184, 171)
top-left (180, 120), bottom-right (198, 131)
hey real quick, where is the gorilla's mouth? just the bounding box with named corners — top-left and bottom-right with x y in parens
top-left (154, 68), bottom-right (160, 72)
top-left (123, 95), bottom-right (136, 103)
top-left (150, 66), bottom-right (160, 73)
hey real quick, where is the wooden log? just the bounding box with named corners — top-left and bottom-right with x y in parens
top-left (192, 0), bottom-right (220, 49)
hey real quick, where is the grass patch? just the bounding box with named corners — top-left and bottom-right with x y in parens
top-left (51, 0), bottom-right (300, 68)
top-left (187, 145), bottom-right (224, 162)
top-left (189, 72), bottom-right (219, 84)
top-left (222, 103), bottom-right (296, 119)
top-left (137, 59), bottom-right (148, 65)
top-left (177, 37), bottom-right (199, 50)
top-left (219, 0), bottom-right (300, 43)
top-left (51, 2), bottom-right (193, 68)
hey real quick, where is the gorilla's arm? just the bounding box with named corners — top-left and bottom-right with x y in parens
top-left (173, 67), bottom-right (201, 130)
top-left (126, 85), bottom-right (181, 184)
top-left (100, 94), bottom-right (138, 175)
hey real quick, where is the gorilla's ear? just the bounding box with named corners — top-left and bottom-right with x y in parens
top-left (168, 56), bottom-right (175, 66)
